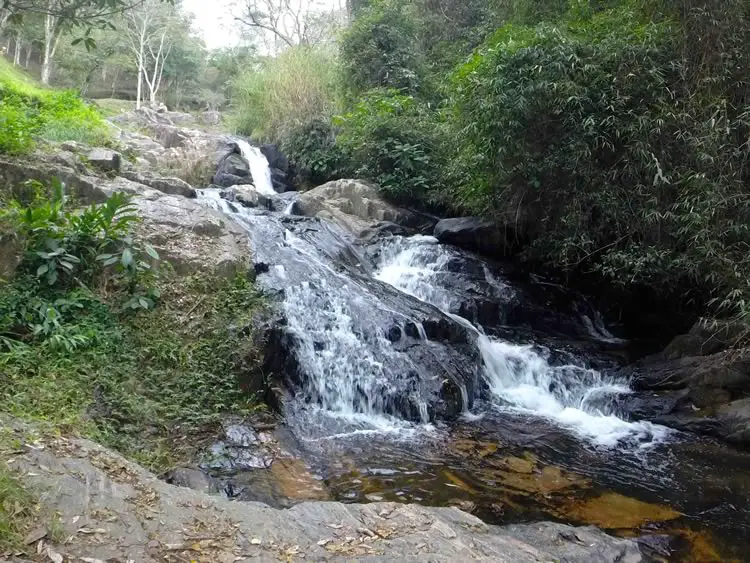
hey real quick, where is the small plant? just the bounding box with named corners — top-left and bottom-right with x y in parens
top-left (0, 182), bottom-right (162, 349)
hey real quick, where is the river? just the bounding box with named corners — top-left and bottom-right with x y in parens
top-left (196, 152), bottom-right (750, 561)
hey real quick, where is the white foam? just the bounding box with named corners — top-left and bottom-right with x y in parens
top-left (234, 138), bottom-right (276, 195)
top-left (375, 235), bottom-right (671, 448)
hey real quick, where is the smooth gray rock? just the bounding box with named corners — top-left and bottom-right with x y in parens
top-left (121, 169), bottom-right (197, 198)
top-left (7, 430), bottom-right (645, 562)
top-left (295, 179), bottom-right (421, 236)
top-left (88, 148), bottom-right (122, 172)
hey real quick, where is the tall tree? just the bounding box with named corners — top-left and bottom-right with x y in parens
top-left (125, 0), bottom-right (178, 107)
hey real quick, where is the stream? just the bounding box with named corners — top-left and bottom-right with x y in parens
top-left (195, 150), bottom-right (750, 561)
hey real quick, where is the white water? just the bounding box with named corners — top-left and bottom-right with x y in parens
top-left (375, 235), bottom-right (670, 447)
top-left (234, 138), bottom-right (276, 195)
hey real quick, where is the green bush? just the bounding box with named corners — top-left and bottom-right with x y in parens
top-left (339, 0), bottom-right (424, 96)
top-left (280, 118), bottom-right (345, 188)
top-left (334, 89), bottom-right (438, 203)
top-left (453, 5), bottom-right (750, 320)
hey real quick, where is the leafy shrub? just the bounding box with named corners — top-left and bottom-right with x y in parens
top-left (339, 0), bottom-right (424, 96)
top-left (335, 89), bottom-right (438, 203)
top-left (280, 118), bottom-right (345, 188)
top-left (0, 182), bottom-right (160, 322)
top-left (453, 5), bottom-right (750, 320)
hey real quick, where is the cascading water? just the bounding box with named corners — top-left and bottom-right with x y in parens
top-left (374, 235), bottom-right (670, 447)
top-left (234, 138), bottom-right (276, 195)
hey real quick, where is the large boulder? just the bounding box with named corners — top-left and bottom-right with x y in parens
top-left (221, 185), bottom-right (272, 210)
top-left (662, 319), bottom-right (746, 360)
top-left (294, 179), bottom-right (424, 236)
top-left (434, 217), bottom-right (514, 257)
top-left (622, 348), bottom-right (750, 445)
top-left (87, 148), bottom-right (121, 173)
top-left (4, 425), bottom-right (647, 563)
top-left (133, 191), bottom-right (250, 278)
top-left (214, 150), bottom-right (253, 188)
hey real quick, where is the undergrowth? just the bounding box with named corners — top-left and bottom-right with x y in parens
top-left (0, 461), bottom-right (34, 553)
top-left (0, 187), bottom-right (267, 473)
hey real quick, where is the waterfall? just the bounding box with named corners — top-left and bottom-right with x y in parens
top-left (375, 235), bottom-right (670, 447)
top-left (234, 138), bottom-right (276, 195)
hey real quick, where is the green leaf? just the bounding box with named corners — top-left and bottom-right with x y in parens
top-left (36, 264), bottom-right (49, 277)
top-left (121, 248), bottom-right (134, 268)
top-left (144, 244), bottom-right (160, 260)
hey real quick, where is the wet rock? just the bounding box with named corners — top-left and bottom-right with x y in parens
top-left (87, 148), bottom-right (121, 172)
top-left (434, 217), bottom-right (513, 257)
top-left (716, 398), bottom-right (750, 445)
top-left (221, 185), bottom-right (272, 209)
top-left (166, 467), bottom-right (219, 494)
top-left (224, 424), bottom-right (259, 447)
top-left (294, 179), bottom-right (423, 235)
top-left (358, 221), bottom-right (415, 244)
top-left (214, 150), bottom-right (253, 188)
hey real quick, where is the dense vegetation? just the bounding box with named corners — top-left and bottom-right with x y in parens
top-left (0, 183), bottom-right (265, 475)
top-left (231, 0), bottom-right (750, 332)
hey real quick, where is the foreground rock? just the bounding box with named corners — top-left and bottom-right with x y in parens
top-left (5, 429), bottom-right (644, 562)
top-left (294, 179), bottom-right (428, 236)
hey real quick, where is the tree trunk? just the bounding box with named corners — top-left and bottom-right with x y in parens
top-left (41, 12), bottom-right (58, 85)
top-left (24, 45), bottom-right (31, 68)
top-left (13, 37), bottom-right (21, 66)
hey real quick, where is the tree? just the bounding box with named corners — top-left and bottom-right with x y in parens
top-left (236, 0), bottom-right (346, 53)
top-left (125, 0), bottom-right (178, 107)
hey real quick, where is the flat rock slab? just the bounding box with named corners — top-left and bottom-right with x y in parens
top-left (5, 431), bottom-right (644, 562)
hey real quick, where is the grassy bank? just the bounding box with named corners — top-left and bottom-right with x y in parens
top-left (0, 58), bottom-right (111, 154)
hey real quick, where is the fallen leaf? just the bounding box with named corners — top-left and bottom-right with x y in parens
top-left (250, 538), bottom-right (261, 545)
top-left (81, 558), bottom-right (106, 563)
top-left (326, 523), bottom-right (343, 529)
top-left (24, 526), bottom-right (48, 545)
top-left (317, 539), bottom-right (331, 546)
top-left (46, 549), bottom-right (63, 563)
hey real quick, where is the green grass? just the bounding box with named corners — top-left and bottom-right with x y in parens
top-left (93, 98), bottom-right (137, 118)
top-left (0, 273), bottom-right (267, 473)
top-left (0, 58), bottom-right (111, 153)
top-left (0, 459), bottom-right (35, 553)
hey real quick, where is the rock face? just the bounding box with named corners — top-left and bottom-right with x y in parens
top-left (294, 179), bottom-right (425, 236)
top-left (121, 169), bottom-right (197, 198)
top-left (87, 148), bottom-right (122, 172)
top-left (624, 342), bottom-right (750, 445)
top-left (6, 428), bottom-right (645, 563)
top-left (133, 192), bottom-right (250, 277)
top-left (214, 149), bottom-right (254, 188)
top-left (0, 159), bottom-right (248, 278)
top-left (434, 217), bottom-right (513, 257)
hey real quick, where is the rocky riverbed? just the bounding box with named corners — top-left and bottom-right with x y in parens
top-left (1, 106), bottom-right (749, 561)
